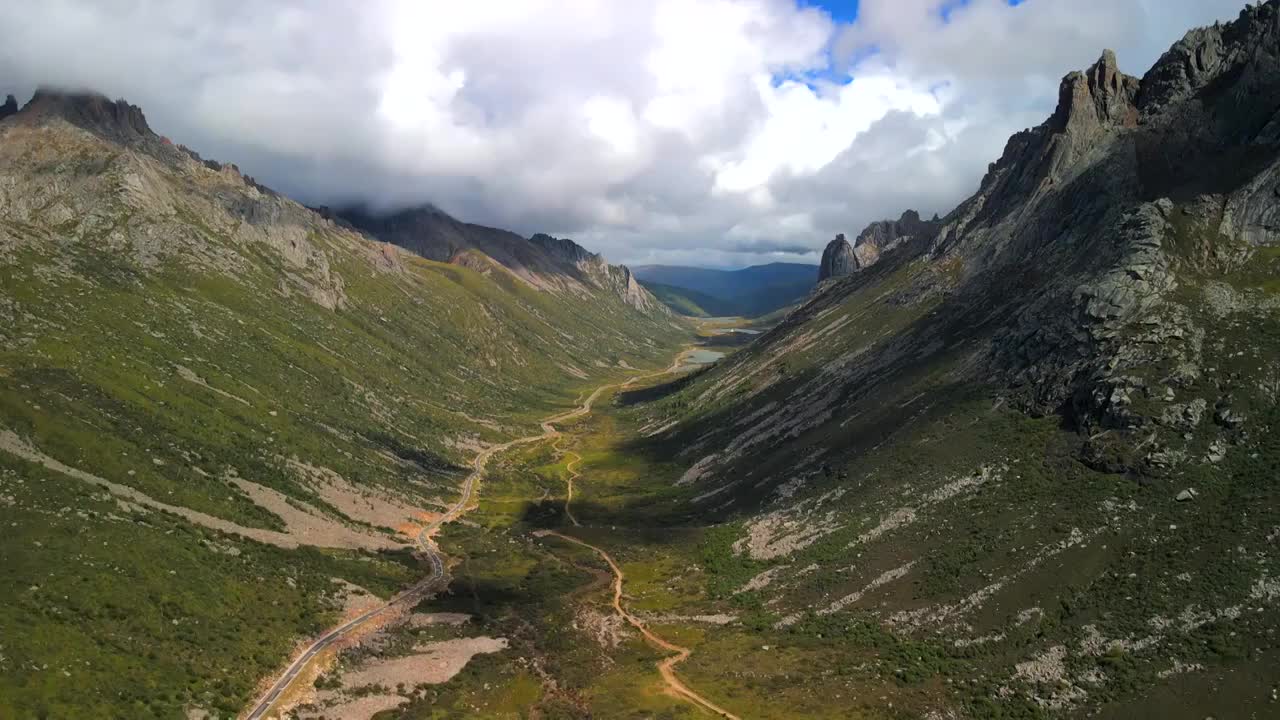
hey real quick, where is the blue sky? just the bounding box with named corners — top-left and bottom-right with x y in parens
top-left (806, 0), bottom-right (860, 23)
top-left (808, 1), bottom-right (1029, 27)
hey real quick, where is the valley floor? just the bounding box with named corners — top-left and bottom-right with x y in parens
top-left (307, 337), bottom-right (1280, 720)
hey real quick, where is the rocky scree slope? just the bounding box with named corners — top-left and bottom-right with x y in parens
top-left (629, 4), bottom-right (1280, 716)
top-left (0, 89), bottom-right (686, 718)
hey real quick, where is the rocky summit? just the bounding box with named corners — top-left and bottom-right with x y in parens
top-left (3, 3), bottom-right (1280, 720)
top-left (819, 210), bottom-right (942, 283)
top-left (817, 232), bottom-right (856, 281)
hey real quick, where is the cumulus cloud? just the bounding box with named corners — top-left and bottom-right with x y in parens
top-left (0, 0), bottom-right (1249, 267)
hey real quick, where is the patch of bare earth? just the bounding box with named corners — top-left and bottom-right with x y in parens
top-left (300, 637), bottom-right (509, 720)
top-left (732, 487), bottom-right (847, 560)
top-left (640, 613), bottom-right (738, 625)
top-left (287, 457), bottom-right (423, 535)
top-left (0, 429), bottom-right (403, 551)
top-left (260, 586), bottom-right (422, 719)
top-left (405, 612), bottom-right (473, 628)
top-left (228, 475), bottom-right (405, 551)
top-left (575, 606), bottom-right (630, 650)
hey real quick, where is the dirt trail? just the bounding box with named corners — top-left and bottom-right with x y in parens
top-left (553, 436), bottom-right (584, 527)
top-left (538, 530), bottom-right (741, 719)
top-left (244, 351), bottom-right (690, 719)
top-left (547, 351), bottom-right (691, 528)
top-left (537, 347), bottom-right (741, 719)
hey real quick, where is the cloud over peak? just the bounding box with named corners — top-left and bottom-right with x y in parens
top-left (0, 0), bottom-right (1247, 267)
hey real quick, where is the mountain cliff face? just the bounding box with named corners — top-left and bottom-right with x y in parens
top-left (0, 88), bottom-right (686, 718)
top-left (629, 3), bottom-right (1280, 714)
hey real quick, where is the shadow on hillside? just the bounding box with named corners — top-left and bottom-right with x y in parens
top-left (602, 219), bottom-right (1105, 520)
top-left (616, 369), bottom-right (705, 406)
top-left (423, 573), bottom-right (550, 621)
top-left (698, 331), bottom-right (756, 349)
top-left (366, 429), bottom-right (468, 477)
top-left (514, 150), bottom-right (1150, 542)
top-left (516, 495), bottom-right (703, 532)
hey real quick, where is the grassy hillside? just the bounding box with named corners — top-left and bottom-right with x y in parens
top-left (0, 102), bottom-right (689, 719)
top-left (640, 281), bottom-right (738, 317)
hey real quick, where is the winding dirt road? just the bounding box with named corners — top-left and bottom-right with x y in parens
top-left (537, 531), bottom-right (741, 719)
top-left (537, 347), bottom-right (741, 719)
top-left (244, 352), bottom-right (690, 719)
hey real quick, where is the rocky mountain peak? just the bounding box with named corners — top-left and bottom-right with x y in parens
top-left (850, 210), bottom-right (942, 272)
top-left (1049, 49), bottom-right (1140, 135)
top-left (818, 233), bottom-right (856, 282)
top-left (19, 88), bottom-right (155, 145)
top-left (0, 94), bottom-right (17, 122)
top-left (528, 233), bottom-right (602, 268)
top-left (1139, 1), bottom-right (1279, 118)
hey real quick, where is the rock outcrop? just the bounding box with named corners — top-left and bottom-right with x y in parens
top-left (0, 94), bottom-right (17, 122)
top-left (529, 232), bottom-right (662, 312)
top-left (818, 211), bottom-right (942, 283)
top-left (19, 89), bottom-right (156, 145)
top-left (850, 210), bottom-right (940, 270)
top-left (817, 234), bottom-right (856, 282)
top-left (528, 233), bottom-right (600, 268)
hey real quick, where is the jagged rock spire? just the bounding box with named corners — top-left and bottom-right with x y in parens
top-left (818, 234), bottom-right (856, 282)
top-left (0, 94), bottom-right (18, 122)
top-left (1050, 49), bottom-right (1140, 136)
top-left (20, 88), bottom-right (154, 144)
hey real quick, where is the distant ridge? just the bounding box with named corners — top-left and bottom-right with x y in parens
top-left (632, 262), bottom-right (816, 317)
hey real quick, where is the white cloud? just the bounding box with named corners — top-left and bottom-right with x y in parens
top-left (0, 0), bottom-right (1250, 268)
top-left (711, 73), bottom-right (942, 194)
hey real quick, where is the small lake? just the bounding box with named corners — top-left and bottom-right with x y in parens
top-left (682, 349), bottom-right (725, 366)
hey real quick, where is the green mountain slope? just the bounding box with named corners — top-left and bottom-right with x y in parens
top-left (614, 5), bottom-right (1280, 716)
top-left (0, 90), bottom-right (688, 718)
top-left (640, 281), bottom-right (739, 317)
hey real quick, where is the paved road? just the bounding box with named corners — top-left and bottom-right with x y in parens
top-left (243, 353), bottom-right (686, 719)
top-left (244, 457), bottom-right (463, 719)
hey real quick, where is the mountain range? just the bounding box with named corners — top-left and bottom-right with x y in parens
top-left (3, 2), bottom-right (1280, 719)
top-left (632, 262), bottom-right (817, 317)
top-left (0, 85), bottom-right (684, 719)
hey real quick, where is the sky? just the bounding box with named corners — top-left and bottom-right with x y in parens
top-left (0, 0), bottom-right (1249, 268)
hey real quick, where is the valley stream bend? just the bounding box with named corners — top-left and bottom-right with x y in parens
top-left (245, 349), bottom-right (737, 719)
